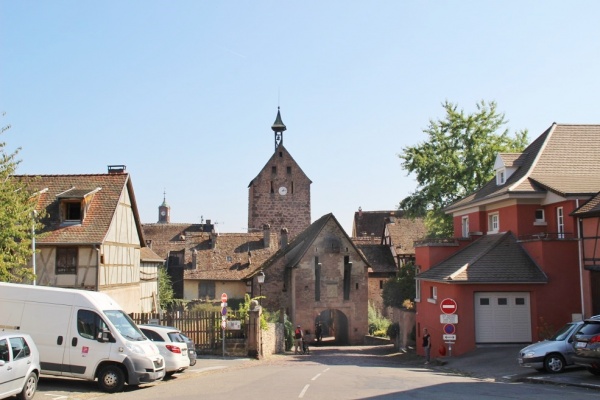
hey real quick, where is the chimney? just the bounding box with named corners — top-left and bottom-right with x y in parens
top-left (280, 227), bottom-right (289, 249)
top-left (263, 224), bottom-right (271, 249)
top-left (107, 165), bottom-right (126, 174)
top-left (192, 249), bottom-right (198, 269)
top-left (210, 229), bottom-right (218, 249)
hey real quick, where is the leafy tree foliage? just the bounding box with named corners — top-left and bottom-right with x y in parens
top-left (398, 100), bottom-right (528, 237)
top-left (0, 116), bottom-right (42, 283)
top-left (382, 263), bottom-right (416, 309)
top-left (158, 266), bottom-right (175, 310)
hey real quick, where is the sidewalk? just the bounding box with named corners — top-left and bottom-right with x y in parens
top-left (432, 344), bottom-right (600, 391)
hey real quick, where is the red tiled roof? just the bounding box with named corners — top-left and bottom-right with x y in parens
top-left (15, 173), bottom-right (142, 245)
top-left (352, 210), bottom-right (404, 238)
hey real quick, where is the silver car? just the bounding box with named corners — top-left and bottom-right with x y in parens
top-left (518, 321), bottom-right (582, 373)
top-left (0, 332), bottom-right (40, 400)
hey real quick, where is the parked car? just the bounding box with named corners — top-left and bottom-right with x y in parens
top-left (572, 315), bottom-right (600, 375)
top-left (0, 332), bottom-right (40, 400)
top-left (178, 332), bottom-right (197, 366)
top-left (518, 320), bottom-right (584, 373)
top-left (139, 325), bottom-right (189, 376)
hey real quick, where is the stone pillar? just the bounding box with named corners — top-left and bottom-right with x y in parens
top-left (247, 299), bottom-right (262, 359)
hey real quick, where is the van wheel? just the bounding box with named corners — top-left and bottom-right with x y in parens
top-left (98, 365), bottom-right (125, 393)
top-left (544, 354), bottom-right (565, 373)
top-left (16, 372), bottom-right (37, 400)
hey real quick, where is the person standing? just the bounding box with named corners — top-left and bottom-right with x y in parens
top-left (315, 322), bottom-right (322, 342)
top-left (423, 328), bottom-right (431, 364)
top-left (294, 325), bottom-right (304, 355)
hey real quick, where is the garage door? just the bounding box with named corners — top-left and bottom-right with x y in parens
top-left (474, 292), bottom-right (531, 343)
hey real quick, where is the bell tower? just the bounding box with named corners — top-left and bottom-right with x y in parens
top-left (158, 191), bottom-right (170, 223)
top-left (248, 108), bottom-right (312, 239)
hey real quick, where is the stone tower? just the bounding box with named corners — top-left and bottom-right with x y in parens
top-left (248, 108), bottom-right (311, 239)
top-left (158, 191), bottom-right (170, 223)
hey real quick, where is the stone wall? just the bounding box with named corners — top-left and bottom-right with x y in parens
top-left (261, 322), bottom-right (285, 358)
top-left (391, 307), bottom-right (416, 350)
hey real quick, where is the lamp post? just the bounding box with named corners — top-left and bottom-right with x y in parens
top-left (31, 210), bottom-right (37, 286)
top-left (257, 270), bottom-right (265, 305)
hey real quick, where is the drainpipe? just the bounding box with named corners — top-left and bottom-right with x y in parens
top-left (576, 198), bottom-right (586, 318)
top-left (95, 245), bottom-right (101, 292)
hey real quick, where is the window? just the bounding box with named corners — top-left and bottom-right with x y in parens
top-left (0, 339), bottom-right (8, 362)
top-left (480, 298), bottom-right (490, 306)
top-left (287, 166), bottom-right (292, 174)
top-left (77, 309), bottom-right (107, 340)
top-left (63, 200), bottom-right (82, 221)
top-left (379, 280), bottom-right (383, 289)
top-left (535, 209), bottom-right (545, 222)
top-left (515, 297), bottom-right (525, 305)
top-left (56, 247), bottom-right (77, 274)
top-left (198, 281), bottom-right (216, 299)
top-left (271, 166), bottom-right (277, 174)
top-left (415, 268), bottom-right (421, 301)
top-left (557, 207), bottom-right (564, 239)
top-left (429, 286), bottom-right (437, 300)
top-left (488, 213), bottom-right (499, 233)
top-left (343, 256), bottom-right (351, 300)
top-left (497, 298), bottom-right (508, 306)
top-left (315, 258), bottom-right (321, 301)
top-left (461, 216), bottom-right (469, 238)
top-left (497, 169), bottom-right (506, 185)
top-left (9, 337), bottom-right (30, 360)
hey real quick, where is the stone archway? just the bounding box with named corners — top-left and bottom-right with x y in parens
top-left (315, 309), bottom-right (349, 345)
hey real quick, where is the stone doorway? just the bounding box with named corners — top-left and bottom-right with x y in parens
top-left (314, 309), bottom-right (349, 345)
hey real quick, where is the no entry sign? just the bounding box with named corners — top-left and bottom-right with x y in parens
top-left (440, 298), bottom-right (457, 314)
top-left (221, 293), bottom-right (228, 303)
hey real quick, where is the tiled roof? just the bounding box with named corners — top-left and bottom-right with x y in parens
top-left (446, 124), bottom-right (600, 212)
top-left (353, 239), bottom-right (397, 274)
top-left (572, 191), bottom-right (600, 217)
top-left (262, 213), bottom-right (370, 273)
top-left (15, 173), bottom-right (143, 245)
top-left (141, 223), bottom-right (278, 281)
top-left (386, 217), bottom-right (427, 255)
top-left (353, 209), bottom-right (404, 238)
top-left (140, 247), bottom-right (164, 262)
top-left (416, 232), bottom-right (547, 284)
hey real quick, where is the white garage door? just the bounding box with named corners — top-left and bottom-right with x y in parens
top-left (474, 292), bottom-right (531, 343)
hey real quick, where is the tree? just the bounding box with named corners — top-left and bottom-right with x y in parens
top-left (398, 100), bottom-right (528, 237)
top-left (157, 266), bottom-right (174, 310)
top-left (0, 115), bottom-right (41, 283)
top-left (382, 263), bottom-right (416, 309)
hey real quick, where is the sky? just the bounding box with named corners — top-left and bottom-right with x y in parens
top-left (2, 1), bottom-right (600, 235)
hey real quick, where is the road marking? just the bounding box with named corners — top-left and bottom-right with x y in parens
top-left (323, 367), bottom-right (330, 372)
top-left (44, 395), bottom-right (68, 399)
top-left (190, 366), bottom-right (227, 373)
top-left (298, 384), bottom-right (310, 398)
top-left (311, 373), bottom-right (321, 381)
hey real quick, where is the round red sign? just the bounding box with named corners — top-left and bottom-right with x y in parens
top-left (221, 293), bottom-right (228, 303)
top-left (440, 298), bottom-right (457, 314)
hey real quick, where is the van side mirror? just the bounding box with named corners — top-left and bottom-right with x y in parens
top-left (97, 330), bottom-right (113, 343)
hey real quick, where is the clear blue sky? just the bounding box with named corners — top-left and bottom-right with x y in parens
top-left (2, 1), bottom-right (599, 234)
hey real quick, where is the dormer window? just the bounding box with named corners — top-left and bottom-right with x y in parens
top-left (56, 187), bottom-right (101, 224)
top-left (496, 169), bottom-right (506, 185)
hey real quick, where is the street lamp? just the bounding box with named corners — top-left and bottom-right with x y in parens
top-left (31, 210), bottom-right (37, 286)
top-left (257, 270), bottom-right (265, 305)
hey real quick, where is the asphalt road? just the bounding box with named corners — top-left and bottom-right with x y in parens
top-left (33, 345), bottom-right (600, 400)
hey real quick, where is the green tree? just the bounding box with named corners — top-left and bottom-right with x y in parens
top-left (0, 116), bottom-right (41, 283)
top-left (157, 266), bottom-right (174, 310)
top-left (398, 100), bottom-right (528, 237)
top-left (382, 263), bottom-right (416, 309)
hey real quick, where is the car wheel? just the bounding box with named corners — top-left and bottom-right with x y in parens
top-left (190, 359), bottom-right (197, 366)
top-left (544, 354), bottom-right (566, 373)
top-left (587, 367), bottom-right (600, 376)
top-left (98, 365), bottom-right (126, 393)
top-left (16, 372), bottom-right (37, 400)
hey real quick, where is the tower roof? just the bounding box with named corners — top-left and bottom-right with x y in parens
top-left (271, 107), bottom-right (287, 133)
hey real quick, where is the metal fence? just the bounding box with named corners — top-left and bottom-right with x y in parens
top-left (129, 310), bottom-right (246, 352)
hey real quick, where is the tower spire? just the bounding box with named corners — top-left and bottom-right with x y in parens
top-left (271, 107), bottom-right (287, 151)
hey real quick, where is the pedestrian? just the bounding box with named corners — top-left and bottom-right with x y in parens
top-left (423, 328), bottom-right (431, 364)
top-left (315, 322), bottom-right (322, 342)
top-left (294, 325), bottom-right (304, 354)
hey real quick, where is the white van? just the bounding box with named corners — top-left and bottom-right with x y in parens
top-left (0, 283), bottom-right (165, 393)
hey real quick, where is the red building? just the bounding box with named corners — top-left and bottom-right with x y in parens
top-left (414, 124), bottom-right (600, 358)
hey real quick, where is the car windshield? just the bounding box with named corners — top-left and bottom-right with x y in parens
top-left (549, 323), bottom-right (576, 341)
top-left (104, 310), bottom-right (146, 341)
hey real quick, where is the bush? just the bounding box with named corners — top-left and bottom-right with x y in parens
top-left (368, 302), bottom-right (391, 336)
top-left (386, 322), bottom-right (400, 339)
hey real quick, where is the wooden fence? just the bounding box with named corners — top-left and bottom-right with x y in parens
top-left (129, 310), bottom-right (246, 352)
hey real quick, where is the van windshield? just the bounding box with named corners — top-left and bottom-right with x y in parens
top-left (104, 310), bottom-right (145, 341)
